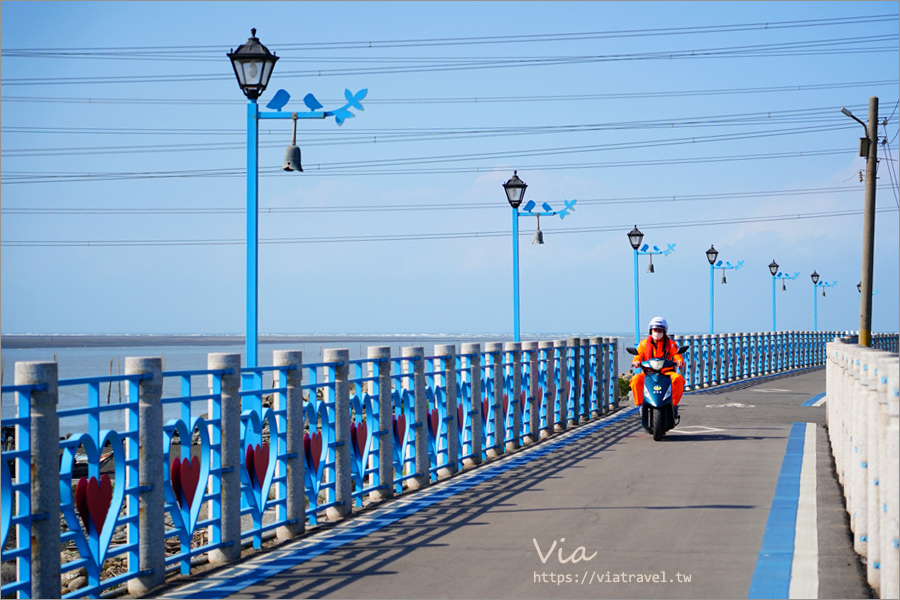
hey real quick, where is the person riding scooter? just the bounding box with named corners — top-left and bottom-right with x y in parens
top-left (630, 317), bottom-right (685, 415)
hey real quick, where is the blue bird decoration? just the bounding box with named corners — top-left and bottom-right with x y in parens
top-left (266, 89), bottom-right (291, 111)
top-left (303, 93), bottom-right (324, 111)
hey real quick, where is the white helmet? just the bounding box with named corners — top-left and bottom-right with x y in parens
top-left (648, 316), bottom-right (668, 333)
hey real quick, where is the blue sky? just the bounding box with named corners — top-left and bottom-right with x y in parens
top-left (1, 1), bottom-right (898, 337)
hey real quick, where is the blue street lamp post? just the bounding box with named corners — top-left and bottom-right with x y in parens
top-left (706, 246), bottom-right (718, 334)
top-left (768, 260), bottom-right (798, 331)
top-left (229, 29), bottom-right (366, 367)
top-left (627, 226), bottom-right (675, 345)
top-left (503, 171), bottom-right (577, 342)
top-left (706, 245), bottom-right (743, 334)
top-left (810, 271), bottom-right (837, 331)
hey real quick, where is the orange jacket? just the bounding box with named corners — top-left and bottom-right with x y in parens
top-left (632, 336), bottom-right (684, 366)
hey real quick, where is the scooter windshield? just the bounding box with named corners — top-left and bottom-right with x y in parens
top-left (646, 358), bottom-right (665, 371)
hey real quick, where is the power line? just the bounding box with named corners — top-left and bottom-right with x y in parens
top-left (2, 185), bottom-right (888, 216)
top-left (3, 79), bottom-right (896, 107)
top-left (3, 35), bottom-right (895, 86)
top-left (3, 207), bottom-right (895, 247)
top-left (0, 148), bottom-right (861, 184)
top-left (3, 14), bottom-right (895, 56)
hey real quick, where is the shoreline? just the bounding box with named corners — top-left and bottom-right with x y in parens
top-left (0, 333), bottom-right (538, 350)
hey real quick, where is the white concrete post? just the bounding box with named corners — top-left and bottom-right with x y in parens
top-left (538, 341), bottom-right (554, 439)
top-left (368, 346), bottom-right (393, 502)
top-left (522, 341), bottom-right (540, 442)
top-left (485, 342), bottom-right (504, 457)
top-left (505, 342), bottom-right (522, 451)
top-left (126, 357), bottom-right (164, 595)
top-left (862, 350), bottom-right (882, 592)
top-left (403, 347), bottom-right (429, 490)
top-left (554, 340), bottom-right (568, 431)
top-left (435, 345), bottom-right (458, 478)
top-left (273, 351), bottom-right (304, 539)
top-left (16, 362), bottom-right (60, 600)
top-left (325, 349), bottom-right (351, 521)
top-left (461, 343), bottom-right (483, 466)
top-left (207, 353), bottom-right (241, 565)
top-left (566, 338), bottom-right (580, 428)
top-left (881, 359), bottom-right (899, 600)
top-left (590, 337), bottom-right (604, 417)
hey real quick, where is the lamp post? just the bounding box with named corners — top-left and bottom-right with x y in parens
top-left (502, 171), bottom-right (577, 342)
top-left (768, 260), bottom-right (798, 331)
top-left (706, 246), bottom-right (743, 334)
top-left (229, 29), bottom-right (366, 367)
top-left (503, 171), bottom-right (527, 343)
top-left (627, 226), bottom-right (675, 345)
top-left (628, 226), bottom-right (644, 346)
top-left (810, 271), bottom-right (837, 331)
top-left (706, 245), bottom-right (718, 334)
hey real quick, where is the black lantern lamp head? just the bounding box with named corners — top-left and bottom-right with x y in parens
top-left (503, 171), bottom-right (527, 209)
top-left (811, 270), bottom-right (820, 285)
top-left (769, 260), bottom-right (779, 276)
top-left (228, 28), bottom-right (279, 101)
top-left (706, 245), bottom-right (718, 265)
top-left (627, 225), bottom-right (644, 250)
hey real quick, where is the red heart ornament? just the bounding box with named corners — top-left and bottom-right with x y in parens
top-left (428, 408), bottom-right (440, 438)
top-left (77, 475), bottom-right (113, 535)
top-left (253, 443), bottom-right (268, 489)
top-left (245, 445), bottom-right (256, 488)
top-left (170, 458), bottom-right (183, 508)
top-left (457, 405), bottom-right (464, 433)
top-left (393, 414), bottom-right (406, 444)
top-left (310, 432), bottom-right (322, 473)
top-left (482, 398), bottom-right (489, 422)
top-left (353, 421), bottom-right (367, 457)
top-left (179, 456), bottom-right (200, 509)
top-left (503, 393), bottom-right (509, 417)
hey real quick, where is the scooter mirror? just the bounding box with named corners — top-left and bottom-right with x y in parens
top-left (625, 347), bottom-right (639, 355)
top-left (677, 345), bottom-right (689, 354)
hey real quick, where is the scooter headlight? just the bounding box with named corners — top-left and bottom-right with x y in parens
top-left (647, 358), bottom-right (665, 371)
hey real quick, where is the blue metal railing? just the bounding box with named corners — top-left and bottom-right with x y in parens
top-left (3, 331), bottom-right (894, 598)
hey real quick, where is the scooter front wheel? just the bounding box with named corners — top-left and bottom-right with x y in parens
top-left (653, 407), bottom-right (665, 441)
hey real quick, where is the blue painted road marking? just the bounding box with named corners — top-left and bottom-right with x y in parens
top-left (748, 422), bottom-right (806, 599)
top-left (802, 392), bottom-right (825, 407)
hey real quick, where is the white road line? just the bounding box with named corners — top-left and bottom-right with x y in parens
top-left (812, 397), bottom-right (827, 407)
top-left (789, 422), bottom-right (819, 599)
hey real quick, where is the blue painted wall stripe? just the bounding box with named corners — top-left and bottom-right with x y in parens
top-left (169, 409), bottom-right (635, 599)
top-left (748, 422), bottom-right (806, 599)
top-left (802, 392), bottom-right (825, 407)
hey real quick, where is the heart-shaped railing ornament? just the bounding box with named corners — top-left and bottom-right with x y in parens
top-left (349, 419), bottom-right (371, 491)
top-left (457, 404), bottom-right (464, 435)
top-left (240, 408), bottom-right (277, 515)
top-left (163, 416), bottom-right (211, 540)
top-left (59, 430), bottom-right (125, 572)
top-left (392, 413), bottom-right (406, 447)
top-left (1, 459), bottom-right (12, 549)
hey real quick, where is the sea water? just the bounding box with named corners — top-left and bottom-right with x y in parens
top-left (1, 334), bottom-right (634, 433)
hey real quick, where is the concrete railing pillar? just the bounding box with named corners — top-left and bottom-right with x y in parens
top-left (207, 353), bottom-right (241, 565)
top-left (590, 337), bottom-right (604, 417)
top-left (125, 357), bottom-right (164, 595)
top-left (538, 341), bottom-right (554, 439)
top-left (578, 338), bottom-right (591, 423)
top-left (882, 359), bottom-right (900, 600)
top-left (274, 351), bottom-right (304, 539)
top-left (554, 340), bottom-right (568, 431)
top-left (16, 362), bottom-right (60, 600)
top-left (402, 347), bottom-right (429, 490)
top-left (435, 345), bottom-right (458, 478)
top-left (522, 342), bottom-right (540, 443)
top-left (566, 338), bottom-right (580, 428)
top-left (325, 349), bottom-right (351, 521)
top-left (461, 343), bottom-right (483, 466)
top-left (485, 342), bottom-right (504, 458)
top-left (368, 346), bottom-right (393, 502)
top-left (504, 342), bottom-right (522, 452)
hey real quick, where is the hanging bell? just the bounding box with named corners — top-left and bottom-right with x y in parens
top-left (782, 281), bottom-right (787, 291)
top-left (532, 228), bottom-right (544, 245)
top-left (721, 273), bottom-right (727, 284)
top-left (647, 262), bottom-right (655, 273)
top-left (282, 145), bottom-right (302, 172)
top-left (822, 287), bottom-right (826, 297)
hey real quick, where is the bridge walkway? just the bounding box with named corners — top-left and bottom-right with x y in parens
top-left (155, 368), bottom-right (868, 599)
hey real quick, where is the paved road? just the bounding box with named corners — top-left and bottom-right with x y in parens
top-left (157, 367), bottom-right (869, 599)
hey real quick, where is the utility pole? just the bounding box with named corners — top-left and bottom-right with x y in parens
top-left (859, 97), bottom-right (878, 347)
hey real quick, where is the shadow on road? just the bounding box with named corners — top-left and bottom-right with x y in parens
top-left (174, 415), bottom-right (641, 599)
